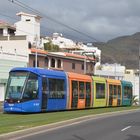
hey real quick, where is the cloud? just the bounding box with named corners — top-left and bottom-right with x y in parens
top-left (1, 0), bottom-right (140, 42)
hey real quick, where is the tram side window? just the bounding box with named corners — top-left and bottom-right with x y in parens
top-left (79, 82), bottom-right (85, 99)
top-left (72, 81), bottom-right (78, 98)
top-left (124, 86), bottom-right (132, 99)
top-left (124, 86), bottom-right (129, 99)
top-left (118, 85), bottom-right (121, 98)
top-left (96, 83), bottom-right (105, 99)
top-left (86, 82), bottom-right (91, 97)
top-left (109, 85), bottom-right (113, 97)
top-left (128, 87), bottom-right (132, 99)
top-left (23, 73), bottom-right (38, 100)
top-left (118, 86), bottom-right (121, 96)
top-left (113, 85), bottom-right (117, 99)
top-left (49, 78), bottom-right (65, 99)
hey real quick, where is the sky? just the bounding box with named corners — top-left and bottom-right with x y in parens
top-left (0, 0), bottom-right (140, 42)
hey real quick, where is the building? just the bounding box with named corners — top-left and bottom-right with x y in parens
top-left (41, 33), bottom-right (101, 68)
top-left (15, 12), bottom-right (41, 46)
top-left (0, 20), bottom-right (16, 36)
top-left (29, 48), bottom-right (95, 75)
top-left (0, 35), bottom-right (29, 101)
top-left (125, 69), bottom-right (139, 100)
top-left (94, 63), bottom-right (125, 79)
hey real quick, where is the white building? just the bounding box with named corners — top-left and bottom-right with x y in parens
top-left (0, 35), bottom-right (29, 101)
top-left (124, 69), bottom-right (139, 100)
top-left (41, 33), bottom-right (80, 49)
top-left (15, 12), bottom-right (41, 46)
top-left (0, 20), bottom-right (16, 36)
top-left (72, 43), bottom-right (101, 67)
top-left (101, 63), bottom-right (125, 73)
top-left (0, 20), bottom-right (29, 101)
top-left (95, 63), bottom-right (125, 80)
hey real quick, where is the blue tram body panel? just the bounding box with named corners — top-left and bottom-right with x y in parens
top-left (4, 67), bottom-right (68, 113)
top-left (4, 100), bottom-right (40, 113)
top-left (121, 81), bottom-right (133, 106)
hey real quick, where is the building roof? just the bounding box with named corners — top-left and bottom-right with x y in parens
top-left (30, 48), bottom-right (95, 61)
top-left (0, 20), bottom-right (16, 30)
top-left (30, 48), bottom-right (48, 55)
top-left (16, 12), bottom-right (42, 19)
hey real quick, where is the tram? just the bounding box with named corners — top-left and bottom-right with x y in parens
top-left (3, 67), bottom-right (133, 113)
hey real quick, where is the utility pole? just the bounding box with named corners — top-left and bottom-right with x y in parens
top-left (35, 35), bottom-right (38, 68)
top-left (139, 45), bottom-right (140, 105)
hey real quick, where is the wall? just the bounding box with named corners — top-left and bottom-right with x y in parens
top-left (0, 39), bottom-right (28, 101)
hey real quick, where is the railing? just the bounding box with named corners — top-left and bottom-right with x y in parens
top-left (0, 35), bottom-right (26, 40)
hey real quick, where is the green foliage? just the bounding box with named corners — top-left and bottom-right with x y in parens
top-left (44, 41), bottom-right (60, 52)
top-left (132, 95), bottom-right (139, 105)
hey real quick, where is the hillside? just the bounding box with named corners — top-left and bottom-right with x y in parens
top-left (94, 32), bottom-right (140, 69)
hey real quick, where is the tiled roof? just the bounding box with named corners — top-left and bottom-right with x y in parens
top-left (0, 20), bottom-right (15, 29)
top-left (64, 52), bottom-right (95, 61)
top-left (30, 49), bottom-right (95, 61)
top-left (30, 48), bottom-right (48, 55)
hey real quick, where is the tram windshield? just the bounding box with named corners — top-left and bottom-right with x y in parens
top-left (5, 71), bottom-right (38, 102)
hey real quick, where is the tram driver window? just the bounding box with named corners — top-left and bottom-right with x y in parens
top-left (23, 73), bottom-right (38, 100)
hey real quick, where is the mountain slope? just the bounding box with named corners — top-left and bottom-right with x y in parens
top-left (94, 32), bottom-right (140, 69)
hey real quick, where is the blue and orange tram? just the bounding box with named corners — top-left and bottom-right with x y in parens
top-left (4, 67), bottom-right (133, 113)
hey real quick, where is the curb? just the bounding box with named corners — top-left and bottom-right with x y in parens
top-left (0, 108), bottom-right (140, 140)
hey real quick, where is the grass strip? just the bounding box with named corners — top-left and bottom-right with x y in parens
top-left (0, 106), bottom-right (139, 134)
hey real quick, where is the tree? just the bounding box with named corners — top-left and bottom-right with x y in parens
top-left (44, 41), bottom-right (60, 52)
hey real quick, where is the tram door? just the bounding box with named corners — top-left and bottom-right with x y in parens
top-left (71, 81), bottom-right (78, 109)
top-left (85, 82), bottom-right (91, 108)
top-left (109, 85), bottom-right (113, 106)
top-left (41, 77), bottom-right (48, 111)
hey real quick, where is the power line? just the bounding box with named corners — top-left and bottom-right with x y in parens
top-left (0, 12), bottom-right (54, 36)
top-left (0, 12), bottom-right (83, 41)
top-left (8, 0), bottom-right (100, 42)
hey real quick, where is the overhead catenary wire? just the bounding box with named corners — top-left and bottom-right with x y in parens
top-left (0, 12), bottom-right (83, 41)
top-left (8, 0), bottom-right (101, 42)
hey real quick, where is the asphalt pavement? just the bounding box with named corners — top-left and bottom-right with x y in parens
top-left (1, 109), bottom-right (140, 140)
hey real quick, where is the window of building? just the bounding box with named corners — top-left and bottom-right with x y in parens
top-left (45, 57), bottom-right (48, 67)
top-left (33, 60), bottom-right (39, 67)
top-left (51, 58), bottom-right (55, 67)
top-left (57, 59), bottom-right (61, 68)
top-left (48, 78), bottom-right (65, 99)
top-left (125, 71), bottom-right (130, 74)
top-left (96, 83), bottom-right (105, 99)
top-left (0, 29), bottom-right (3, 35)
top-left (81, 64), bottom-right (84, 70)
top-left (26, 19), bottom-right (31, 22)
top-left (72, 63), bottom-right (75, 69)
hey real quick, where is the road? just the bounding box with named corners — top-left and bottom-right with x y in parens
top-left (10, 110), bottom-right (140, 140)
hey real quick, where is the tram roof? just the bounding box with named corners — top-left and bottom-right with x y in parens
top-left (121, 80), bottom-right (133, 86)
top-left (10, 67), bottom-right (66, 77)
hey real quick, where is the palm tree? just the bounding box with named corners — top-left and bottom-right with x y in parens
top-left (132, 95), bottom-right (139, 106)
